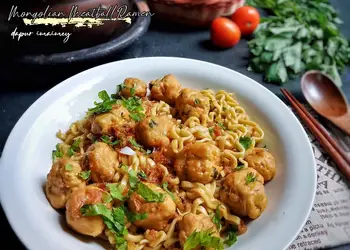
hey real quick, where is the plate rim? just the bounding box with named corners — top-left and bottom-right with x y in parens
top-left (0, 56), bottom-right (317, 250)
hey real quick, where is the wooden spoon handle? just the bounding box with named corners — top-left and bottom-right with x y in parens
top-left (328, 110), bottom-right (350, 136)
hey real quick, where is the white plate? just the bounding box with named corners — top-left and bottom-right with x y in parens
top-left (0, 57), bottom-right (316, 250)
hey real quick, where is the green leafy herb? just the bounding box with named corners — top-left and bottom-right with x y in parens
top-left (149, 119), bottom-right (157, 128)
top-left (65, 164), bottom-right (73, 171)
top-left (218, 123), bottom-right (227, 130)
top-left (101, 135), bottom-right (119, 146)
top-left (79, 170), bottom-right (91, 180)
top-left (136, 182), bottom-right (165, 203)
top-left (130, 87), bottom-right (136, 97)
top-left (129, 138), bottom-right (143, 150)
top-left (239, 136), bottom-right (253, 150)
top-left (129, 112), bottom-right (145, 122)
top-left (224, 227), bottom-right (238, 246)
top-left (161, 182), bottom-right (175, 201)
top-left (106, 183), bottom-right (126, 201)
top-left (119, 163), bottom-right (129, 172)
top-left (246, 172), bottom-right (257, 184)
top-left (102, 193), bottom-right (113, 203)
top-left (194, 98), bottom-right (201, 105)
top-left (117, 83), bottom-right (126, 94)
top-left (208, 128), bottom-right (214, 134)
top-left (138, 171), bottom-right (148, 180)
top-left (87, 90), bottom-right (117, 115)
top-left (246, 0), bottom-right (350, 86)
top-left (121, 96), bottom-right (145, 122)
top-left (128, 169), bottom-right (139, 189)
top-left (52, 144), bottom-right (63, 162)
top-left (125, 207), bottom-right (148, 223)
top-left (68, 139), bottom-right (81, 157)
top-left (236, 165), bottom-right (245, 170)
top-left (183, 229), bottom-right (224, 250)
top-left (212, 206), bottom-right (222, 231)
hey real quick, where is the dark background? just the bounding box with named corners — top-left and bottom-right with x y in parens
top-left (1, 0), bottom-right (350, 249)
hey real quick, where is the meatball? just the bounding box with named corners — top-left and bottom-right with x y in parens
top-left (135, 115), bottom-right (175, 148)
top-left (66, 185), bottom-right (111, 237)
top-left (219, 168), bottom-right (267, 219)
top-left (45, 158), bottom-right (86, 209)
top-left (127, 182), bottom-right (176, 230)
top-left (120, 78), bottom-right (147, 98)
top-left (84, 142), bottom-right (118, 183)
top-left (179, 213), bottom-right (219, 247)
top-left (150, 74), bottom-right (181, 105)
top-left (175, 88), bottom-right (210, 122)
top-left (245, 148), bottom-right (276, 181)
top-left (91, 105), bottom-right (134, 135)
top-left (174, 142), bottom-right (221, 184)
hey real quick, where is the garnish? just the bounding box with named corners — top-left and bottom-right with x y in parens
top-left (218, 122), bottom-right (227, 130)
top-left (102, 193), bottom-right (113, 203)
top-left (194, 98), bottom-right (201, 105)
top-left (130, 86), bottom-right (136, 97)
top-left (87, 90), bottom-right (117, 115)
top-left (246, 172), bottom-right (257, 184)
top-left (65, 164), bottom-right (73, 171)
top-left (136, 182), bottom-right (165, 203)
top-left (121, 96), bottom-right (145, 122)
top-left (239, 136), bottom-right (252, 150)
top-left (101, 135), bottom-right (119, 146)
top-left (79, 170), bottom-right (91, 180)
top-left (208, 127), bottom-right (214, 134)
top-left (52, 144), bottom-right (63, 162)
top-left (183, 229), bottom-right (224, 250)
top-left (137, 171), bottom-right (148, 180)
top-left (212, 206), bottom-right (222, 231)
top-left (129, 138), bottom-right (143, 150)
top-left (119, 163), bottom-right (129, 172)
top-left (236, 165), bottom-right (245, 170)
top-left (224, 226), bottom-right (238, 246)
top-left (161, 182), bottom-right (175, 201)
top-left (68, 139), bottom-right (81, 156)
top-left (106, 183), bottom-right (127, 201)
top-left (128, 169), bottom-right (138, 189)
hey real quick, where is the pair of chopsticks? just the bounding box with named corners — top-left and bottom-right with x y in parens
top-left (280, 88), bottom-right (350, 181)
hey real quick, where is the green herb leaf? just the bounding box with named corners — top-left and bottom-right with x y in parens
top-left (136, 182), bottom-right (165, 203)
top-left (128, 169), bottom-right (138, 189)
top-left (52, 144), bottom-right (63, 162)
top-left (236, 165), bottom-right (245, 170)
top-left (130, 87), bottom-right (136, 97)
top-left (224, 228), bottom-right (238, 246)
top-left (239, 136), bottom-right (253, 150)
top-left (125, 210), bottom-right (148, 223)
top-left (184, 229), bottom-right (224, 250)
top-left (87, 90), bottom-right (117, 115)
top-left (106, 183), bottom-right (126, 201)
top-left (161, 182), bottom-right (175, 201)
top-left (218, 122), bottom-right (227, 130)
top-left (102, 193), bottom-right (113, 203)
top-left (119, 163), bottom-right (129, 172)
top-left (129, 138), bottom-right (143, 150)
top-left (65, 164), bottom-right (73, 171)
top-left (137, 171), bottom-right (148, 180)
top-left (101, 135), bottom-right (119, 146)
top-left (246, 172), bottom-right (257, 184)
top-left (130, 112), bottom-right (145, 122)
top-left (212, 206), bottom-right (222, 231)
top-left (208, 128), bottom-right (214, 134)
top-left (68, 139), bottom-right (81, 157)
top-left (194, 98), bottom-right (201, 105)
top-left (79, 170), bottom-right (91, 180)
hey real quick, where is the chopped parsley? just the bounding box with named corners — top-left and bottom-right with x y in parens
top-left (137, 171), bottom-right (148, 180)
top-left (236, 165), bottom-right (245, 170)
top-left (65, 164), bottom-right (73, 171)
top-left (68, 139), bottom-right (81, 156)
top-left (117, 83), bottom-right (126, 94)
top-left (208, 127), bottom-right (214, 134)
top-left (102, 193), bottom-right (113, 203)
top-left (239, 136), bottom-right (253, 150)
top-left (130, 87), bottom-right (136, 97)
top-left (81, 204), bottom-right (128, 250)
top-left (79, 170), bottom-right (91, 180)
top-left (224, 226), bottom-right (238, 246)
top-left (52, 144), bottom-right (63, 162)
top-left (129, 138), bottom-right (143, 150)
top-left (184, 229), bottom-right (224, 250)
top-left (212, 206), bottom-right (222, 231)
top-left (161, 182), bottom-right (175, 201)
top-left (194, 98), bottom-right (201, 105)
top-left (101, 135), bottom-right (119, 146)
top-left (119, 163), bottom-right (129, 172)
top-left (136, 182), bottom-right (165, 203)
top-left (129, 112), bottom-right (145, 122)
top-left (106, 183), bottom-right (127, 201)
top-left (246, 172), bottom-right (257, 184)
top-left (124, 207), bottom-right (148, 223)
top-left (148, 119), bottom-right (157, 128)
top-left (128, 169), bottom-right (138, 189)
top-left (120, 96), bottom-right (145, 122)
top-left (87, 90), bottom-right (117, 116)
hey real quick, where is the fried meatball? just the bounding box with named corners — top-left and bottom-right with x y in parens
top-left (46, 158), bottom-right (86, 209)
top-left (120, 78), bottom-right (147, 98)
top-left (127, 182), bottom-right (176, 230)
top-left (66, 185), bottom-right (111, 237)
top-left (174, 142), bottom-right (221, 184)
top-left (135, 115), bottom-right (175, 148)
top-left (175, 88), bottom-right (210, 122)
top-left (179, 213), bottom-right (219, 247)
top-left (91, 105), bottom-right (134, 135)
top-left (219, 168), bottom-right (267, 219)
top-left (84, 142), bottom-right (118, 183)
top-left (150, 74), bottom-right (181, 105)
top-left (245, 148), bottom-right (276, 181)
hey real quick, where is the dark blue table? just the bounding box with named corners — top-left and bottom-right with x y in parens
top-left (1, 0), bottom-right (350, 249)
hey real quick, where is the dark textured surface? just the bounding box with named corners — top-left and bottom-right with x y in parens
top-left (1, 0), bottom-right (350, 249)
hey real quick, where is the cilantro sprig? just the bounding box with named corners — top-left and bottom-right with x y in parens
top-left (246, 172), bottom-right (257, 184)
top-left (101, 135), bottom-right (119, 146)
top-left (239, 136), bottom-right (253, 150)
top-left (136, 182), bottom-right (165, 203)
top-left (87, 90), bottom-right (117, 116)
top-left (68, 139), bottom-right (81, 156)
top-left (79, 170), bottom-right (91, 180)
top-left (184, 229), bottom-right (224, 250)
top-left (121, 96), bottom-right (145, 122)
top-left (212, 206), bottom-right (222, 231)
top-left (161, 182), bottom-right (175, 201)
top-left (52, 144), bottom-right (63, 162)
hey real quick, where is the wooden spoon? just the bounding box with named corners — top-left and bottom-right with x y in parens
top-left (301, 70), bottom-right (350, 136)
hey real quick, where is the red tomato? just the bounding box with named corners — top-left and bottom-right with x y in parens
top-left (210, 17), bottom-right (241, 48)
top-left (231, 6), bottom-right (260, 36)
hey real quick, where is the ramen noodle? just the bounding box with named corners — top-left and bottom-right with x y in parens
top-left (45, 74), bottom-right (277, 250)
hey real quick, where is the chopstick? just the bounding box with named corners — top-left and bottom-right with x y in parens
top-left (280, 88), bottom-right (350, 181)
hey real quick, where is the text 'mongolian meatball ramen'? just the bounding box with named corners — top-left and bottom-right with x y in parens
top-left (46, 74), bottom-right (277, 250)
